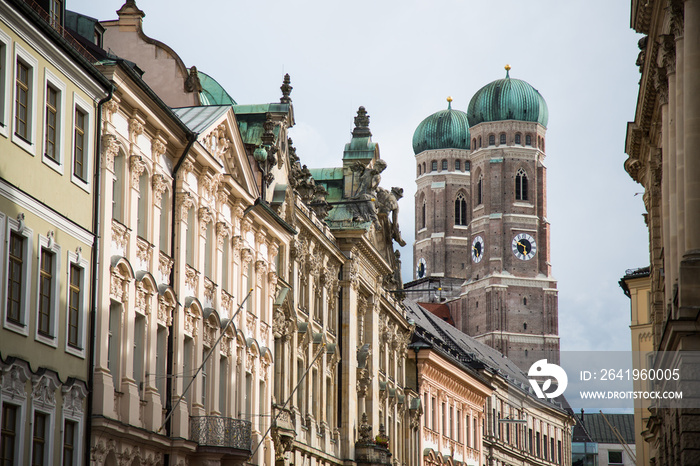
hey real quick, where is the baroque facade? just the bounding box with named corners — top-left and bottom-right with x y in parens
top-left (624, 0), bottom-right (700, 464)
top-left (408, 69), bottom-right (559, 371)
top-left (0, 1), bottom-right (110, 465)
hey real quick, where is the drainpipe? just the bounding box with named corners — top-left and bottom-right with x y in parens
top-left (163, 131), bottom-right (198, 466)
top-left (86, 84), bottom-right (114, 466)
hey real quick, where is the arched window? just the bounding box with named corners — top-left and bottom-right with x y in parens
top-left (525, 134), bottom-right (532, 146)
top-left (472, 138), bottom-right (476, 149)
top-left (423, 162), bottom-right (426, 173)
top-left (515, 168), bottom-right (528, 201)
top-left (455, 193), bottom-right (467, 226)
top-left (421, 201), bottom-right (426, 229)
top-left (455, 160), bottom-right (461, 171)
top-left (477, 175), bottom-right (483, 205)
top-left (488, 134), bottom-right (495, 146)
top-left (465, 161), bottom-right (471, 172)
top-left (478, 136), bottom-right (482, 148)
top-left (159, 187), bottom-right (170, 254)
top-left (441, 160), bottom-right (448, 171)
top-left (500, 133), bottom-right (506, 145)
top-left (431, 161), bottom-right (437, 172)
top-left (515, 133), bottom-right (522, 145)
top-left (417, 164), bottom-right (421, 175)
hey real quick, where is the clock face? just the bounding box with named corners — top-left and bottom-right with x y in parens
top-left (472, 236), bottom-right (484, 263)
top-left (416, 258), bottom-right (427, 278)
top-left (512, 233), bottom-right (537, 260)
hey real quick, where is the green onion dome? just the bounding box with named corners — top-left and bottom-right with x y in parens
top-left (412, 97), bottom-right (471, 155)
top-left (467, 65), bottom-right (548, 128)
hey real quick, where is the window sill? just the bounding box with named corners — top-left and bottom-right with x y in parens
top-left (3, 319), bottom-right (29, 336)
top-left (12, 132), bottom-right (36, 156)
top-left (36, 332), bottom-right (58, 348)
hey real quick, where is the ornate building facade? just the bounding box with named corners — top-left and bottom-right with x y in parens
top-left (0, 1), bottom-right (110, 465)
top-left (408, 69), bottom-right (559, 371)
top-left (406, 301), bottom-right (574, 466)
top-left (624, 0), bottom-right (700, 463)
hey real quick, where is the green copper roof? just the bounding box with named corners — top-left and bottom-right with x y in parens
top-left (412, 99), bottom-right (470, 155)
top-left (198, 71), bottom-right (236, 106)
top-left (467, 68), bottom-right (548, 128)
top-left (343, 107), bottom-right (378, 161)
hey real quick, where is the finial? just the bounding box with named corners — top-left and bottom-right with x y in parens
top-left (352, 106), bottom-right (372, 138)
top-left (447, 96), bottom-right (453, 109)
top-left (280, 73), bottom-right (292, 104)
top-left (505, 64), bottom-right (511, 78)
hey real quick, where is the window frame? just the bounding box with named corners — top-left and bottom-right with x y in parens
top-left (30, 407), bottom-right (53, 466)
top-left (441, 159), bottom-right (448, 171)
top-left (0, 29), bottom-right (12, 138)
top-left (499, 133), bottom-right (506, 145)
top-left (454, 160), bottom-right (460, 171)
top-left (608, 450), bottom-right (623, 465)
top-left (431, 160), bottom-right (437, 172)
top-left (455, 193), bottom-right (467, 226)
top-left (488, 134), bottom-right (495, 146)
top-left (3, 214), bottom-right (33, 335)
top-left (65, 250), bottom-right (88, 358)
top-left (12, 43), bottom-right (38, 154)
top-left (515, 168), bottom-right (529, 202)
top-left (34, 234), bottom-right (61, 347)
top-left (41, 69), bottom-right (66, 173)
top-left (60, 418), bottom-right (79, 466)
top-left (0, 399), bottom-right (26, 466)
top-left (70, 93), bottom-right (93, 192)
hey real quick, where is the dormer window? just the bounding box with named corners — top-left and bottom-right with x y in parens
top-left (49, 0), bottom-right (62, 29)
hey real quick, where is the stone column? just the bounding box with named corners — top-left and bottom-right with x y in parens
top-left (679, 0), bottom-right (700, 318)
top-left (675, 19), bottom-right (686, 271)
top-left (661, 34), bottom-right (677, 301)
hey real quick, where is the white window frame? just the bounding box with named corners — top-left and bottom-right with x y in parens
top-left (60, 409), bottom-right (83, 466)
top-left (70, 93), bottom-right (93, 193)
top-left (0, 397), bottom-right (27, 466)
top-left (3, 213), bottom-right (33, 336)
top-left (12, 42), bottom-right (38, 154)
top-left (41, 69), bottom-right (66, 174)
top-left (64, 250), bottom-right (88, 358)
top-left (29, 405), bottom-right (54, 466)
top-left (34, 234), bottom-right (61, 347)
top-left (0, 28), bottom-right (11, 138)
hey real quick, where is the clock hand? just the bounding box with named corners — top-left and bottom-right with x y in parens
top-left (517, 241), bottom-right (528, 253)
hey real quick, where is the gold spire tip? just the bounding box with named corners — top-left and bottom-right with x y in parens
top-left (505, 64), bottom-right (511, 71)
top-left (447, 96), bottom-right (453, 102)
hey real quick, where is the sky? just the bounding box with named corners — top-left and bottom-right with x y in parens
top-left (68, 0), bottom-right (649, 354)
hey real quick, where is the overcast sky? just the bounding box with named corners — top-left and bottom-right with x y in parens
top-left (68, 0), bottom-right (648, 354)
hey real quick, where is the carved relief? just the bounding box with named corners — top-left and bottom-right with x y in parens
top-left (128, 117), bottom-right (144, 145)
top-left (102, 134), bottom-right (119, 171)
top-left (152, 174), bottom-right (169, 205)
top-left (176, 193), bottom-right (195, 221)
top-left (112, 220), bottom-right (129, 250)
top-left (242, 248), bottom-right (254, 269)
top-left (152, 139), bottom-right (166, 159)
top-left (62, 382), bottom-right (87, 414)
top-left (136, 237), bottom-right (153, 265)
top-left (204, 278), bottom-right (216, 303)
top-left (185, 265), bottom-right (199, 291)
top-left (103, 98), bottom-right (118, 122)
top-left (216, 221), bottom-right (231, 247)
top-left (198, 207), bottom-right (213, 235)
top-left (31, 374), bottom-right (58, 408)
top-left (158, 252), bottom-right (174, 280)
top-left (204, 124), bottom-right (232, 161)
top-left (221, 291), bottom-right (233, 317)
top-left (130, 155), bottom-right (147, 188)
top-left (184, 307), bottom-right (199, 338)
top-left (256, 260), bottom-right (268, 280)
top-left (203, 318), bottom-right (216, 348)
top-left (158, 296), bottom-right (174, 327)
top-left (2, 363), bottom-right (29, 398)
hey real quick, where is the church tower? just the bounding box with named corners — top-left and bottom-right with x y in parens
top-left (410, 67), bottom-right (559, 370)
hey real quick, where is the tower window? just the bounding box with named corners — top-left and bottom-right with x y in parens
top-left (515, 133), bottom-right (521, 145)
top-left (477, 175), bottom-right (483, 205)
top-left (455, 194), bottom-right (467, 226)
top-left (515, 168), bottom-right (528, 201)
top-left (472, 138), bottom-right (476, 150)
top-left (525, 134), bottom-right (532, 146)
top-left (431, 161), bottom-right (437, 172)
top-left (421, 202), bottom-right (426, 229)
top-left (478, 136), bottom-right (482, 148)
top-left (524, 297), bottom-right (527, 305)
top-left (423, 162), bottom-right (426, 173)
top-left (465, 161), bottom-right (471, 172)
top-left (500, 133), bottom-right (506, 145)
top-left (418, 164), bottom-right (421, 175)
top-left (441, 160), bottom-right (448, 171)
top-left (455, 160), bottom-right (461, 171)
top-left (488, 134), bottom-right (495, 146)
top-left (524, 323), bottom-right (527, 330)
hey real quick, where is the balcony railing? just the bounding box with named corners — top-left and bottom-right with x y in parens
top-left (190, 416), bottom-right (252, 451)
